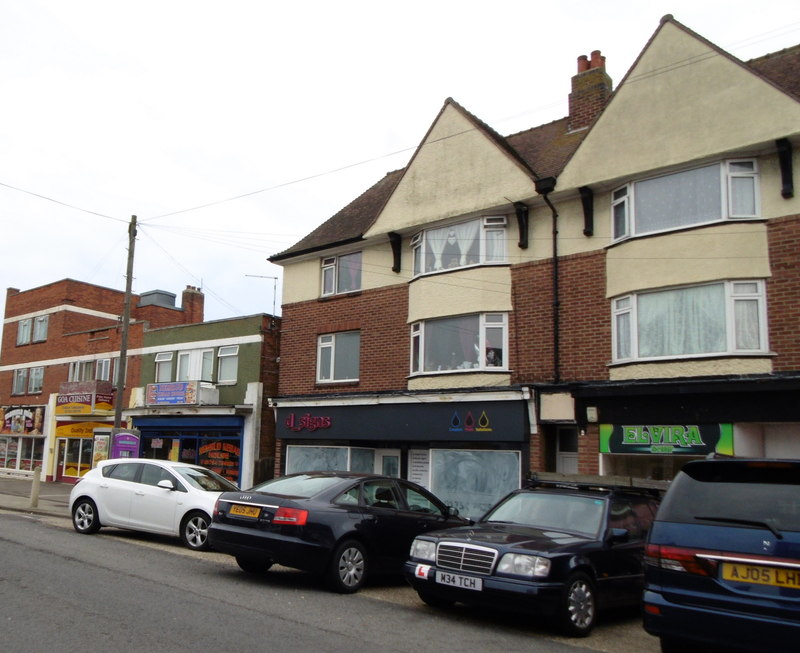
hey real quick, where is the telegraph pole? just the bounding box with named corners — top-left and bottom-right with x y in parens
top-left (114, 215), bottom-right (137, 428)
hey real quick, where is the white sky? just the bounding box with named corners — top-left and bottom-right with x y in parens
top-left (1, 1), bottom-right (799, 336)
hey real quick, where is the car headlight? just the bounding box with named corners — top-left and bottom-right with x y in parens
top-left (497, 553), bottom-right (550, 578)
top-left (410, 538), bottom-right (436, 562)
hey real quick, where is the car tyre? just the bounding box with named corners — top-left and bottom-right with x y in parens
top-left (180, 510), bottom-right (211, 551)
top-left (72, 497), bottom-right (101, 534)
top-left (417, 589), bottom-right (455, 609)
top-left (558, 571), bottom-right (596, 637)
top-left (328, 539), bottom-right (367, 593)
top-left (235, 555), bottom-right (274, 574)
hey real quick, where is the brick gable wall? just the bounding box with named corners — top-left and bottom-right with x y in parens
top-left (767, 214), bottom-right (800, 370)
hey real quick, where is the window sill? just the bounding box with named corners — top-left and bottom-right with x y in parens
top-left (609, 351), bottom-right (775, 367)
top-left (319, 290), bottom-right (363, 301)
top-left (410, 367), bottom-right (509, 378)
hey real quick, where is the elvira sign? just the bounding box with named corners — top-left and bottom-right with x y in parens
top-left (599, 424), bottom-right (734, 455)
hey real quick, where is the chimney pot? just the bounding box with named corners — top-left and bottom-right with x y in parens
top-left (590, 50), bottom-right (604, 70)
top-left (577, 54), bottom-right (589, 73)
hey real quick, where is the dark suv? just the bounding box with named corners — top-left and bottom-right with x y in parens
top-left (404, 476), bottom-right (663, 636)
top-left (643, 458), bottom-right (800, 653)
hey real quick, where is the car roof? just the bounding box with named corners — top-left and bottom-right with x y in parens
top-left (96, 458), bottom-right (202, 470)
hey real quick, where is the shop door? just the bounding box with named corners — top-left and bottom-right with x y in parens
top-left (375, 449), bottom-right (401, 477)
top-left (556, 427), bottom-right (579, 474)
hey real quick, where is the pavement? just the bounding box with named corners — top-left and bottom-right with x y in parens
top-left (0, 473), bottom-right (72, 518)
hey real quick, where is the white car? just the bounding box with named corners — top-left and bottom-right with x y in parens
top-left (69, 458), bottom-right (238, 550)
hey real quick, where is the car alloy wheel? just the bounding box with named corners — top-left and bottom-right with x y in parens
top-left (560, 571), bottom-right (596, 637)
top-left (72, 498), bottom-right (101, 534)
top-left (180, 511), bottom-right (211, 551)
top-left (329, 539), bottom-right (367, 593)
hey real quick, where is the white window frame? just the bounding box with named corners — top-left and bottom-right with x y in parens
top-left (28, 367), bottom-right (44, 393)
top-left (16, 319), bottom-right (32, 345)
top-left (154, 352), bottom-right (174, 383)
top-left (321, 251), bottom-right (362, 297)
top-left (12, 369), bottom-right (28, 394)
top-left (612, 280), bottom-right (767, 362)
top-left (410, 312), bottom-right (509, 374)
top-left (96, 358), bottom-right (112, 382)
top-left (177, 349), bottom-right (214, 383)
top-left (217, 345), bottom-right (239, 383)
top-left (612, 159), bottom-right (760, 241)
top-left (317, 331), bottom-right (360, 383)
top-left (32, 315), bottom-right (49, 342)
top-left (68, 360), bottom-right (95, 382)
top-left (412, 216), bottom-right (508, 277)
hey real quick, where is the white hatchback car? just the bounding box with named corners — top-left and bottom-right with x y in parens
top-left (69, 458), bottom-right (238, 550)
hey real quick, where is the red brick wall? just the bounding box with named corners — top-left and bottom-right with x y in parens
top-left (278, 285), bottom-right (409, 396)
top-left (510, 250), bottom-right (609, 384)
top-left (767, 214), bottom-right (800, 370)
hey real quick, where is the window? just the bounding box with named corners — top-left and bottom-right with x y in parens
top-left (16, 319), bottom-right (32, 345)
top-left (321, 252), bottom-right (362, 296)
top-left (317, 331), bottom-right (360, 382)
top-left (217, 346), bottom-right (239, 383)
top-left (69, 360), bottom-right (94, 382)
top-left (12, 369), bottom-right (27, 395)
top-left (28, 367), bottom-right (43, 393)
top-left (154, 352), bottom-right (174, 382)
top-left (412, 216), bottom-right (507, 276)
top-left (177, 349), bottom-right (214, 382)
top-left (411, 313), bottom-right (507, 374)
top-left (613, 280), bottom-right (766, 362)
top-left (96, 358), bottom-right (112, 382)
top-left (32, 315), bottom-right (49, 342)
top-left (612, 160), bottom-right (759, 240)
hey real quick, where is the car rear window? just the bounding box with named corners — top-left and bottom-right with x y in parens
top-left (251, 474), bottom-right (344, 498)
top-left (657, 460), bottom-right (800, 532)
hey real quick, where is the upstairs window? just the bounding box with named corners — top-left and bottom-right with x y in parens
top-left (177, 349), bottom-right (214, 382)
top-left (217, 346), bottom-right (239, 383)
top-left (412, 216), bottom-right (507, 276)
top-left (612, 160), bottom-right (759, 240)
top-left (12, 369), bottom-right (27, 395)
top-left (28, 367), bottom-right (44, 393)
top-left (16, 319), bottom-right (32, 345)
top-left (613, 280), bottom-right (766, 362)
top-left (317, 331), bottom-right (360, 383)
top-left (411, 313), bottom-right (508, 374)
top-left (154, 352), bottom-right (174, 382)
top-left (321, 252), bottom-right (362, 296)
top-left (32, 315), bottom-right (49, 342)
top-left (69, 360), bottom-right (95, 382)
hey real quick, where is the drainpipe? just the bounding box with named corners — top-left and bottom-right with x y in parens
top-left (534, 177), bottom-right (560, 384)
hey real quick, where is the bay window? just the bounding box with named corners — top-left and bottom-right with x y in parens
top-left (317, 331), bottom-right (360, 382)
top-left (412, 216), bottom-right (507, 276)
top-left (613, 280), bottom-right (766, 362)
top-left (613, 160), bottom-right (759, 240)
top-left (411, 312), bottom-right (507, 373)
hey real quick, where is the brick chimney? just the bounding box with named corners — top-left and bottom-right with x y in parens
top-left (568, 50), bottom-right (613, 131)
top-left (181, 285), bottom-right (205, 324)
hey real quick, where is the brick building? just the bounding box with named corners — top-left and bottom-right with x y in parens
top-left (269, 16), bottom-right (800, 518)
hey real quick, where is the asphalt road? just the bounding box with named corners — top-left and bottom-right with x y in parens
top-left (0, 507), bottom-right (659, 653)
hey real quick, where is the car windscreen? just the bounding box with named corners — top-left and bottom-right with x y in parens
top-left (658, 461), bottom-right (800, 532)
top-left (483, 492), bottom-right (605, 537)
top-left (175, 466), bottom-right (238, 492)
top-left (250, 474), bottom-right (344, 498)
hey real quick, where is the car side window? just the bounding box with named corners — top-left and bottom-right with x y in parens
top-left (363, 480), bottom-right (399, 509)
top-left (609, 498), bottom-right (641, 539)
top-left (399, 481), bottom-right (445, 516)
top-left (140, 464), bottom-right (176, 488)
top-left (334, 485), bottom-right (360, 506)
top-left (106, 463), bottom-right (141, 482)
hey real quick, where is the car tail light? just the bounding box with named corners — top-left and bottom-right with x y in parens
top-left (213, 498), bottom-right (221, 518)
top-left (273, 507), bottom-right (308, 525)
top-left (645, 543), bottom-right (719, 576)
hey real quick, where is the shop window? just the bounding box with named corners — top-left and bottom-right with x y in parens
top-left (286, 445), bottom-right (375, 475)
top-left (317, 331), bottom-right (359, 383)
top-left (412, 216), bottom-right (507, 276)
top-left (217, 346), bottom-right (239, 383)
top-left (154, 352), bottom-right (174, 382)
top-left (16, 318), bottom-right (32, 345)
top-left (430, 449), bottom-right (521, 520)
top-left (411, 313), bottom-right (507, 374)
top-left (321, 252), bottom-right (362, 296)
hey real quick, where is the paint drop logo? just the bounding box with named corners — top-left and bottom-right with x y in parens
top-left (449, 410), bottom-right (492, 432)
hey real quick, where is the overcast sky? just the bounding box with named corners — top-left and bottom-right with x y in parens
top-left (1, 1), bottom-right (799, 338)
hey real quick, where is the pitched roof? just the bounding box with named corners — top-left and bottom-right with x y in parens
top-left (746, 43), bottom-right (800, 101)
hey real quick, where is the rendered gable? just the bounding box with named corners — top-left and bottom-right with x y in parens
top-left (365, 102), bottom-right (536, 237)
top-left (558, 19), bottom-right (800, 189)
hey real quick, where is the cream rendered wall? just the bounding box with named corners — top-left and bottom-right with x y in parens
top-left (609, 358), bottom-right (773, 381)
top-left (557, 20), bottom-right (800, 191)
top-left (365, 104), bottom-right (537, 237)
top-left (408, 372), bottom-right (512, 392)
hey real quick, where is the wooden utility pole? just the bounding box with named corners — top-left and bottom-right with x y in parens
top-left (114, 215), bottom-right (137, 428)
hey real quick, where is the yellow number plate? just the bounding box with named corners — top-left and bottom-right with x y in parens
top-left (229, 504), bottom-right (261, 518)
top-left (722, 563), bottom-right (800, 589)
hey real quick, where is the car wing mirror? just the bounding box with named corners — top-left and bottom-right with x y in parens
top-left (446, 505), bottom-right (460, 518)
top-left (157, 479), bottom-right (176, 491)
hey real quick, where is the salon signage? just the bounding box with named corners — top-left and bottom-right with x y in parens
top-left (600, 423), bottom-right (733, 455)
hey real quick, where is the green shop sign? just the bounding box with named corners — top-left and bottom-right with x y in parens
top-left (600, 423), bottom-right (734, 455)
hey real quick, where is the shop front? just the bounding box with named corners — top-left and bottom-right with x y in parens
top-left (273, 389), bottom-right (532, 520)
top-left (0, 405), bottom-right (46, 475)
top-left (574, 376), bottom-right (800, 480)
